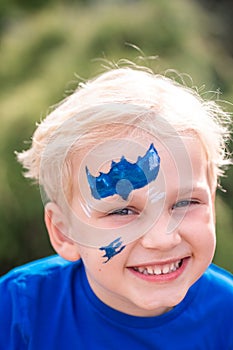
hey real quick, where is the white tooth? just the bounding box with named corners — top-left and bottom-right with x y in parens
top-left (169, 263), bottom-right (175, 272)
top-left (154, 267), bottom-right (162, 275)
top-left (175, 260), bottom-right (181, 268)
top-left (143, 269), bottom-right (149, 275)
top-left (147, 267), bottom-right (154, 275)
top-left (138, 267), bottom-right (145, 273)
top-left (162, 265), bottom-right (170, 274)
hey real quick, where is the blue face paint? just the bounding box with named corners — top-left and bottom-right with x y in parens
top-left (99, 237), bottom-right (126, 263)
top-left (86, 143), bottom-right (160, 200)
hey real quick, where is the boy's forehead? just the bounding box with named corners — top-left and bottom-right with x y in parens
top-left (71, 123), bottom-right (204, 175)
top-left (82, 138), bottom-right (159, 172)
top-left (75, 135), bottom-right (195, 178)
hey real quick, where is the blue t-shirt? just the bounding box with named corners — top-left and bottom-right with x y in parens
top-left (0, 256), bottom-right (232, 349)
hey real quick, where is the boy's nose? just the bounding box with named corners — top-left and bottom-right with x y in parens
top-left (140, 214), bottom-right (182, 251)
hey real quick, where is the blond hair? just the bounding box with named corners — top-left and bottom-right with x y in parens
top-left (17, 66), bottom-right (232, 204)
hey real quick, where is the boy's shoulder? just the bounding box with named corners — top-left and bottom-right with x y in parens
top-left (0, 256), bottom-right (85, 347)
top-left (202, 263), bottom-right (233, 301)
top-left (207, 263), bottom-right (233, 285)
top-left (0, 255), bottom-right (81, 286)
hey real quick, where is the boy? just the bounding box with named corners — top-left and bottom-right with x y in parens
top-left (0, 65), bottom-right (232, 349)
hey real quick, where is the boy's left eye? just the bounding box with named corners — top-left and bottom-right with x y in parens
top-left (172, 199), bottom-right (199, 209)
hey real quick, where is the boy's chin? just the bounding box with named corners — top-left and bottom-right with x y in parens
top-left (127, 289), bottom-right (188, 317)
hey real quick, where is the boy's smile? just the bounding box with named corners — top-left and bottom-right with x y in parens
top-left (55, 133), bottom-right (216, 317)
top-left (128, 256), bottom-right (189, 282)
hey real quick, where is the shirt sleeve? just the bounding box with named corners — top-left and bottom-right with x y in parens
top-left (0, 272), bottom-right (29, 349)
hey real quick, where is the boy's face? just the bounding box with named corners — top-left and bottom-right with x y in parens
top-left (60, 133), bottom-right (216, 317)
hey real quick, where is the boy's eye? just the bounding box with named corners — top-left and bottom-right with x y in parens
top-left (172, 199), bottom-right (199, 209)
top-left (108, 208), bottom-right (136, 216)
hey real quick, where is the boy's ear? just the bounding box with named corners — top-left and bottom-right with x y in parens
top-left (44, 202), bottom-right (81, 262)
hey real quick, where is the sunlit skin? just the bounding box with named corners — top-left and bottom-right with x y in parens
top-left (46, 134), bottom-right (216, 317)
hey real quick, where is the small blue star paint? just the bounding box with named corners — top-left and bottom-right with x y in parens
top-left (86, 143), bottom-right (160, 201)
top-left (99, 237), bottom-right (126, 263)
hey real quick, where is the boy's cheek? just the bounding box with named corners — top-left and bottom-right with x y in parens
top-left (182, 204), bottom-right (215, 225)
top-left (180, 209), bottom-right (216, 248)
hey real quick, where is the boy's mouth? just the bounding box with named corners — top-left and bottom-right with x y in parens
top-left (131, 259), bottom-right (184, 276)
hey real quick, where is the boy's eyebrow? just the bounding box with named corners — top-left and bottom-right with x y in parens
top-left (178, 185), bottom-right (209, 196)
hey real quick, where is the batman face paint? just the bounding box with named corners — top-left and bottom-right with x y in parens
top-left (64, 135), bottom-right (193, 249)
top-left (86, 143), bottom-right (160, 201)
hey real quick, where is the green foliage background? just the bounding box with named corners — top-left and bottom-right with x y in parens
top-left (0, 0), bottom-right (232, 275)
